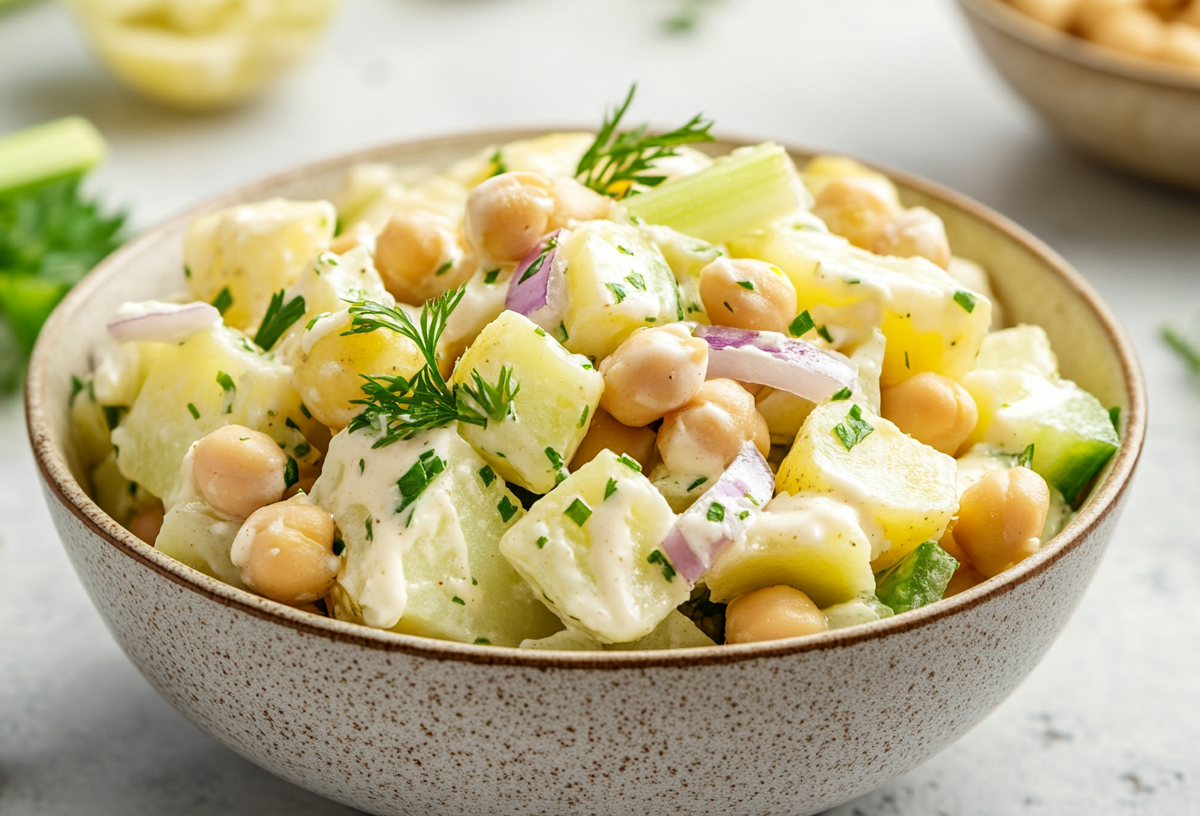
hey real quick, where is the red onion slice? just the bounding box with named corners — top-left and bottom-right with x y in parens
top-left (504, 230), bottom-right (566, 330)
top-left (659, 442), bottom-right (775, 587)
top-left (107, 301), bottom-right (221, 344)
top-left (695, 324), bottom-right (856, 402)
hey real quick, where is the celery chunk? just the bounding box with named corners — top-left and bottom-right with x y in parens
top-left (873, 541), bottom-right (958, 614)
top-left (623, 143), bottom-right (805, 244)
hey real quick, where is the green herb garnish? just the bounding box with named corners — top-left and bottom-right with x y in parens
top-left (253, 290), bottom-right (306, 350)
top-left (575, 84), bottom-right (714, 199)
top-left (817, 325), bottom-right (834, 344)
top-left (604, 477), bottom-right (618, 500)
top-left (396, 450), bottom-right (445, 515)
top-left (211, 286), bottom-right (233, 315)
top-left (186, 402), bottom-right (200, 420)
top-left (498, 496), bottom-right (519, 523)
top-left (707, 502), bottom-right (725, 522)
top-left (625, 272), bottom-right (646, 291)
top-left (647, 549), bottom-right (676, 582)
top-left (735, 280), bottom-right (755, 291)
top-left (789, 310), bottom-right (815, 337)
top-left (1017, 443), bottom-right (1035, 469)
top-left (953, 290), bottom-right (977, 313)
top-left (564, 498), bottom-right (592, 527)
top-left (687, 476), bottom-right (707, 492)
top-left (606, 282), bottom-right (628, 303)
top-left (578, 405), bottom-right (590, 428)
top-left (483, 268), bottom-right (500, 285)
top-left (284, 456), bottom-right (299, 489)
top-left (616, 454), bottom-right (642, 472)
top-left (478, 465), bottom-right (495, 487)
top-left (536, 535), bottom-right (548, 549)
top-left (830, 387), bottom-right (852, 401)
top-left (451, 596), bottom-right (465, 606)
top-left (833, 404), bottom-right (874, 451)
top-left (460, 365), bottom-right (520, 423)
top-left (365, 516), bottom-right (374, 541)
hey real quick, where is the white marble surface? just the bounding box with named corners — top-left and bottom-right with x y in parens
top-left (1, 0), bottom-right (1199, 813)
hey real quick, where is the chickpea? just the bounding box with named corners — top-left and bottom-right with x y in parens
top-left (1160, 22), bottom-right (1200, 65)
top-left (753, 411), bottom-right (770, 458)
top-left (568, 407), bottom-right (657, 473)
top-left (128, 502), bottom-right (165, 545)
top-left (374, 210), bottom-right (474, 306)
top-left (725, 585), bottom-right (828, 644)
top-left (230, 498), bottom-right (340, 605)
top-left (657, 379), bottom-right (769, 476)
top-left (1085, 5), bottom-right (1166, 57)
top-left (193, 425), bottom-right (287, 520)
top-left (869, 207), bottom-right (952, 270)
top-left (811, 176), bottom-right (901, 249)
top-left (598, 325), bottom-right (709, 427)
top-left (879, 372), bottom-right (978, 456)
top-left (294, 326), bottom-right (424, 432)
top-left (699, 258), bottom-right (798, 333)
top-left (547, 176), bottom-right (615, 229)
top-left (464, 172), bottom-right (557, 264)
top-left (1009, 0), bottom-right (1082, 29)
top-left (953, 467), bottom-right (1050, 578)
top-left (465, 172), bottom-right (613, 265)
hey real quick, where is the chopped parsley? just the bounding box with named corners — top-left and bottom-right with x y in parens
top-left (604, 477), bottom-right (618, 500)
top-left (616, 454), bottom-right (642, 472)
top-left (953, 290), bottom-right (977, 313)
top-left (789, 310), bottom-right (815, 337)
top-left (534, 327), bottom-right (546, 337)
top-left (831, 387), bottom-right (852, 401)
top-left (1017, 443), bottom-right (1035, 469)
top-left (536, 535), bottom-right (548, 549)
top-left (817, 325), bottom-right (834, 344)
top-left (564, 498), bottom-right (593, 527)
top-left (606, 282), bottom-right (628, 303)
top-left (497, 496), bottom-right (519, 523)
top-left (483, 268), bottom-right (500, 285)
top-left (186, 402), bottom-right (200, 420)
top-left (211, 286), bottom-right (233, 315)
top-left (833, 404), bottom-right (874, 451)
top-left (365, 516), bottom-right (374, 541)
top-left (687, 476), bottom-right (708, 492)
top-left (434, 259), bottom-right (453, 277)
top-left (396, 450), bottom-right (445, 515)
top-left (474, 637), bottom-right (491, 644)
top-left (294, 442), bottom-right (312, 458)
top-left (735, 280), bottom-right (755, 291)
top-left (478, 465), bottom-right (495, 487)
top-left (738, 510), bottom-right (750, 520)
top-left (647, 549), bottom-right (676, 582)
top-left (544, 447), bottom-right (564, 469)
top-left (284, 456), bottom-right (299, 489)
top-left (300, 403), bottom-right (312, 419)
top-left (707, 502), bottom-right (725, 522)
top-left (518, 235), bottom-right (558, 284)
top-left (578, 405), bottom-right (590, 428)
top-left (558, 321), bottom-right (570, 342)
top-left (451, 596), bottom-right (465, 605)
top-left (253, 290), bottom-right (306, 350)
top-left (617, 245), bottom-right (634, 256)
top-left (306, 311), bottom-right (330, 331)
top-left (487, 150), bottom-right (507, 178)
top-left (625, 272), bottom-right (646, 291)
top-left (745, 492), bottom-right (760, 506)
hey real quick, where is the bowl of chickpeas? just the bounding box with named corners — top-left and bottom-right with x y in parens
top-left (958, 0), bottom-right (1200, 191)
top-left (26, 131), bottom-right (1146, 816)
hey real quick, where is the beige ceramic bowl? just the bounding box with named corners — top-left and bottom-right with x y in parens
top-left (958, 0), bottom-right (1200, 191)
top-left (27, 132), bottom-right (1145, 816)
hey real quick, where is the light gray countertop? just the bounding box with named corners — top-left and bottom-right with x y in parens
top-left (2, 1), bottom-right (1198, 813)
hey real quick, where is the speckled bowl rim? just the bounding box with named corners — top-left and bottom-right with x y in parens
top-left (959, 0), bottom-right (1200, 91)
top-left (26, 129), bottom-right (1147, 670)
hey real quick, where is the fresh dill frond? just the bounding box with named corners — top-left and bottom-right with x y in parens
top-left (459, 365), bottom-right (520, 423)
top-left (253, 290), bottom-right (306, 350)
top-left (575, 84), bottom-right (715, 199)
top-left (343, 287), bottom-right (518, 446)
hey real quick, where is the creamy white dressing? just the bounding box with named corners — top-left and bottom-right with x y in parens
top-left (301, 309), bottom-right (352, 355)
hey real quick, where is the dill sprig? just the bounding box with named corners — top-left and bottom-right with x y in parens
top-left (575, 84), bottom-right (715, 199)
top-left (343, 287), bottom-right (519, 447)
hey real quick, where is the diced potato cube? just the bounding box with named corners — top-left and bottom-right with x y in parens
top-left (90, 452), bottom-right (156, 526)
top-left (727, 229), bottom-right (991, 386)
top-left (111, 325), bottom-right (324, 500)
top-left (499, 450), bottom-right (686, 643)
top-left (314, 425), bottom-right (560, 647)
top-left (559, 221), bottom-right (682, 362)
top-left (276, 246), bottom-right (393, 358)
top-left (704, 494), bottom-right (876, 609)
top-left (605, 610), bottom-right (715, 650)
top-left (183, 198), bottom-right (336, 330)
top-left (452, 310), bottom-right (603, 494)
top-left (642, 223), bottom-right (722, 324)
top-left (71, 379), bottom-right (113, 472)
top-left (975, 324), bottom-right (1059, 378)
top-left (822, 596), bottom-right (894, 630)
top-left (775, 400), bottom-right (957, 569)
top-left (155, 499), bottom-right (246, 589)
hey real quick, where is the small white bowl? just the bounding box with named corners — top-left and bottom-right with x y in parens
top-left (958, 0), bottom-right (1200, 191)
top-left (26, 131), bottom-right (1146, 816)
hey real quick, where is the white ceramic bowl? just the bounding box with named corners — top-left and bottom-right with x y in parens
top-left (957, 0), bottom-right (1200, 191)
top-left (27, 132), bottom-right (1146, 816)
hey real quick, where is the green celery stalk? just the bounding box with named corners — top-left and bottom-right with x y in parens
top-left (0, 116), bottom-right (107, 195)
top-left (623, 142), bottom-right (804, 244)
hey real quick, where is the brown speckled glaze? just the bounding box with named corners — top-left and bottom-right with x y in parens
top-left (958, 0), bottom-right (1200, 192)
top-left (27, 133), bottom-right (1145, 816)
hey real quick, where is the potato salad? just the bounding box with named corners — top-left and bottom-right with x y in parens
top-left (73, 90), bottom-right (1121, 650)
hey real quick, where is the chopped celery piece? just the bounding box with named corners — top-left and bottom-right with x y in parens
top-left (0, 117), bottom-right (106, 194)
top-left (873, 540), bottom-right (958, 614)
top-left (623, 143), bottom-right (804, 244)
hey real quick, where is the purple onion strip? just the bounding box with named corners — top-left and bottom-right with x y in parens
top-left (695, 324), bottom-right (856, 402)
